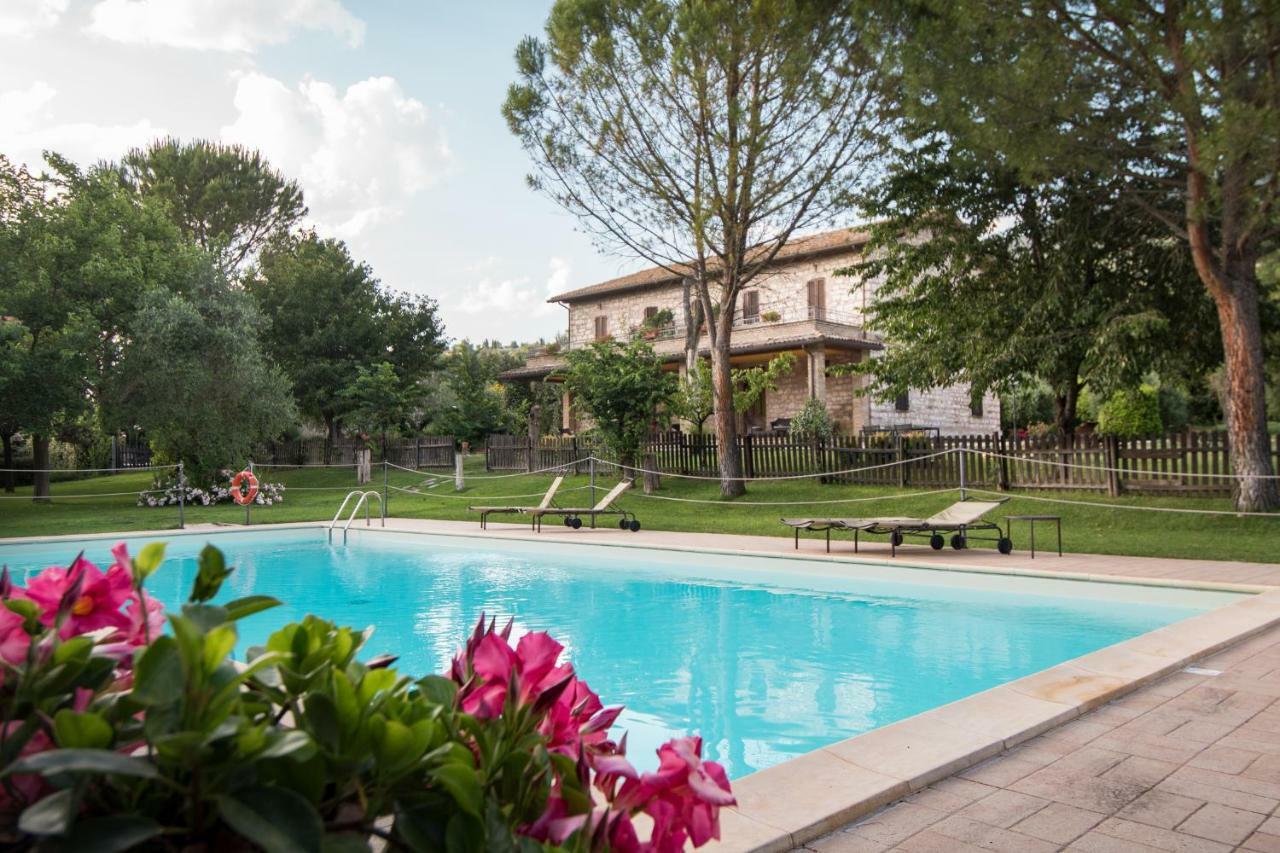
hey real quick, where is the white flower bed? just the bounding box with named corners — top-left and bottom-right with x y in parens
top-left (138, 470), bottom-right (286, 508)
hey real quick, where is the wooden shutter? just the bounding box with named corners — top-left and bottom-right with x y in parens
top-left (895, 391), bottom-right (910, 412)
top-left (594, 316), bottom-right (608, 340)
top-left (807, 278), bottom-right (826, 318)
top-left (644, 306), bottom-right (658, 321)
top-left (742, 290), bottom-right (759, 320)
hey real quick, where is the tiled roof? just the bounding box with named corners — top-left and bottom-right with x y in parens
top-left (547, 226), bottom-right (872, 303)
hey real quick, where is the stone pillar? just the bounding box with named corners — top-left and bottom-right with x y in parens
top-left (561, 388), bottom-right (573, 432)
top-left (806, 344), bottom-right (827, 401)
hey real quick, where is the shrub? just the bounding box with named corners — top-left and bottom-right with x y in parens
top-left (789, 397), bottom-right (835, 440)
top-left (1156, 385), bottom-right (1190, 432)
top-left (0, 544), bottom-right (733, 851)
top-left (138, 470), bottom-right (286, 508)
top-left (1096, 388), bottom-right (1163, 437)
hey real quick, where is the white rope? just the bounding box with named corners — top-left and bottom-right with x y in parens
top-left (0, 488), bottom-right (170, 500)
top-left (588, 451), bottom-right (956, 481)
top-left (388, 484), bottom-right (594, 500)
top-left (0, 464), bottom-right (178, 473)
top-left (385, 459), bottom-right (592, 480)
top-left (966, 488), bottom-right (1280, 518)
top-left (625, 487), bottom-right (962, 507)
top-left (971, 449), bottom-right (1280, 479)
top-left (253, 462), bottom-right (357, 469)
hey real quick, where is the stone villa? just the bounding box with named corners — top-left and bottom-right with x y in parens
top-left (502, 227), bottom-right (999, 435)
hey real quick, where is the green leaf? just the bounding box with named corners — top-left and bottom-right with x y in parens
top-left (190, 544), bottom-right (232, 603)
top-left (53, 710), bottom-right (112, 750)
top-left (132, 542), bottom-right (167, 580)
top-left (202, 625), bottom-right (238, 674)
top-left (303, 692), bottom-right (340, 752)
top-left (417, 675), bottom-right (458, 707)
top-left (216, 786), bottom-right (323, 853)
top-left (357, 668), bottom-right (396, 705)
top-left (321, 833), bottom-right (371, 853)
top-left (47, 815), bottom-right (164, 853)
top-left (258, 730), bottom-right (315, 761)
top-left (18, 788), bottom-right (73, 836)
top-left (182, 603), bottom-right (230, 633)
top-left (431, 763), bottom-right (483, 817)
top-left (132, 636), bottom-right (184, 706)
top-left (5, 748), bottom-right (158, 779)
top-left (225, 595), bottom-right (282, 621)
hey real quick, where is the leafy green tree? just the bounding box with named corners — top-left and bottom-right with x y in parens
top-left (119, 138), bottom-right (306, 276)
top-left (432, 342), bottom-right (514, 446)
top-left (339, 362), bottom-right (420, 458)
top-left (878, 0), bottom-right (1280, 507)
top-left (846, 144), bottom-right (1214, 436)
top-left (104, 260), bottom-right (297, 482)
top-left (505, 0), bottom-right (886, 496)
top-left (247, 233), bottom-right (444, 446)
top-left (562, 339), bottom-right (676, 471)
top-left (1097, 388), bottom-right (1163, 438)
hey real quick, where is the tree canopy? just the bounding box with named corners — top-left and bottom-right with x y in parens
top-left (562, 339), bottom-right (676, 471)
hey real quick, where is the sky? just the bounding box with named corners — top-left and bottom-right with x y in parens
top-left (0, 0), bottom-right (640, 344)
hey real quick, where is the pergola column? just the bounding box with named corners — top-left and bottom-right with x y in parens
top-left (806, 344), bottom-right (827, 401)
top-left (561, 387), bottom-right (573, 432)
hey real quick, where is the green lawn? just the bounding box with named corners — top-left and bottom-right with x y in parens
top-left (1, 456), bottom-right (1277, 563)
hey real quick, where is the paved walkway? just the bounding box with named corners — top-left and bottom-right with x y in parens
top-left (799, 623), bottom-right (1280, 852)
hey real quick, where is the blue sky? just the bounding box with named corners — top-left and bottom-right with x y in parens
top-left (0, 0), bottom-right (634, 343)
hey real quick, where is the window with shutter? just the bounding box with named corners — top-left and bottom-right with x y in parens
top-left (970, 394), bottom-right (984, 417)
top-left (807, 278), bottom-right (826, 319)
top-left (742, 290), bottom-right (759, 321)
top-left (643, 306), bottom-right (658, 321)
top-left (895, 392), bottom-right (910, 412)
top-left (594, 316), bottom-right (608, 340)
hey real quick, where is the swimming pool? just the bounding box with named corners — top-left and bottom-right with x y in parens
top-left (0, 528), bottom-right (1243, 779)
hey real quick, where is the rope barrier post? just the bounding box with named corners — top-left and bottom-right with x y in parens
top-left (590, 457), bottom-right (596, 508)
top-left (177, 462), bottom-right (185, 530)
top-left (382, 459), bottom-right (388, 520)
top-left (455, 452), bottom-right (464, 491)
top-left (245, 460), bottom-right (252, 526)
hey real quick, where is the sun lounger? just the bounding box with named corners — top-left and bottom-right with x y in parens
top-left (782, 498), bottom-right (1012, 556)
top-left (471, 476), bottom-right (564, 530)
top-left (530, 479), bottom-right (639, 532)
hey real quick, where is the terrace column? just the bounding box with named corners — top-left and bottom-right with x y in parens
top-left (805, 344), bottom-right (827, 401)
top-left (561, 388), bottom-right (573, 432)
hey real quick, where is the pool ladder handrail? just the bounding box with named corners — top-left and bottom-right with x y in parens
top-left (328, 490), bottom-right (384, 544)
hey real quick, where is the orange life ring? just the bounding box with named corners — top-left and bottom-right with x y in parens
top-left (230, 470), bottom-right (259, 506)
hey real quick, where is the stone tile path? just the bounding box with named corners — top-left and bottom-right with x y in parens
top-left (799, 624), bottom-right (1280, 852)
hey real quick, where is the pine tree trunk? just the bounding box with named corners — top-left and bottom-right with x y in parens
top-left (31, 433), bottom-right (50, 502)
top-left (710, 340), bottom-right (745, 497)
top-left (1212, 254), bottom-right (1278, 511)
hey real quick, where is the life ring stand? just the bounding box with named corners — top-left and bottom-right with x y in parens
top-left (230, 470), bottom-right (259, 506)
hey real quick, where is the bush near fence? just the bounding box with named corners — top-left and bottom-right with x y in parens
top-left (253, 436), bottom-right (456, 468)
top-left (485, 430), bottom-right (1280, 497)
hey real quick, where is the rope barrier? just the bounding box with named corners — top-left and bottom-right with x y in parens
top-left (252, 462), bottom-right (357, 469)
top-left (588, 451), bottom-right (957, 481)
top-left (384, 459), bottom-right (593, 480)
top-left (0, 488), bottom-right (170, 500)
top-left (388, 484), bottom-right (595, 501)
top-left (0, 464), bottom-right (178, 473)
top-left (624, 487), bottom-right (963, 507)
top-left (968, 449), bottom-right (1280, 479)
top-left (966, 488), bottom-right (1280, 518)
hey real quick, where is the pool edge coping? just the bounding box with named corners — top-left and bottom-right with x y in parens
top-left (3, 520), bottom-right (1278, 852)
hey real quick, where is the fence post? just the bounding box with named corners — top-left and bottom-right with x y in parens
top-left (742, 433), bottom-right (755, 479)
top-left (455, 452), bottom-right (464, 492)
top-left (997, 433), bottom-right (1010, 491)
top-left (382, 459), bottom-right (388, 520)
top-left (590, 457), bottom-right (596, 507)
top-left (1104, 435), bottom-right (1121, 496)
top-left (177, 461), bottom-right (185, 529)
top-left (896, 434), bottom-right (907, 489)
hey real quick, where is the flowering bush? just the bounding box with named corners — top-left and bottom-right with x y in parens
top-left (137, 469), bottom-right (286, 508)
top-left (0, 544), bottom-right (733, 851)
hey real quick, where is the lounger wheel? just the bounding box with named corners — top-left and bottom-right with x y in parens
top-left (619, 518), bottom-right (630, 530)
top-left (570, 517), bottom-right (583, 530)
top-left (929, 534), bottom-right (944, 550)
top-left (628, 519), bottom-right (641, 532)
top-left (997, 537), bottom-right (1013, 555)
top-left (890, 531), bottom-right (904, 547)
top-left (950, 534), bottom-right (966, 550)
top-left (563, 516), bottom-right (573, 527)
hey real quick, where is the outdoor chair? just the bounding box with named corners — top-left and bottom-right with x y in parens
top-left (471, 476), bottom-right (563, 530)
top-left (530, 479), bottom-right (639, 532)
top-left (782, 498), bottom-right (1012, 557)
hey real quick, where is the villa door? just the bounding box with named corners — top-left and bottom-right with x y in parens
top-left (740, 391), bottom-right (767, 434)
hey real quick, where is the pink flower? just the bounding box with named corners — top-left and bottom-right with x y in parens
top-left (0, 605), bottom-right (29, 667)
top-left (637, 737), bottom-right (735, 848)
top-left (125, 592), bottom-right (165, 645)
top-left (23, 555), bottom-right (132, 639)
top-left (0, 725), bottom-right (51, 814)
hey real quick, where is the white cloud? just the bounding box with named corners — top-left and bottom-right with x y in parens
top-left (545, 256), bottom-right (571, 297)
top-left (0, 0), bottom-right (67, 38)
top-left (455, 257), bottom-right (569, 318)
top-left (0, 81), bottom-right (165, 168)
top-left (86, 0), bottom-right (364, 52)
top-left (220, 72), bottom-right (450, 237)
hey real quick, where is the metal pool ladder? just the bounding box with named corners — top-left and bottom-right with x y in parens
top-left (329, 490), bottom-right (384, 544)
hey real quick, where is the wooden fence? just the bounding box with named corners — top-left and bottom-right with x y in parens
top-left (485, 430), bottom-right (1280, 496)
top-left (257, 436), bottom-right (455, 468)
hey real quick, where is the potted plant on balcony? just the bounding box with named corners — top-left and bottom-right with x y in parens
top-left (761, 310), bottom-right (781, 323)
top-left (641, 308), bottom-right (674, 340)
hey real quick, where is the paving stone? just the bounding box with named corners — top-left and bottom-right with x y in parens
top-left (840, 803), bottom-right (944, 848)
top-left (928, 814), bottom-right (1058, 853)
top-left (1157, 773), bottom-right (1279, 815)
top-left (807, 830), bottom-right (889, 852)
top-left (1115, 789), bottom-right (1205, 829)
top-left (1242, 830), bottom-right (1280, 852)
top-left (1245, 753), bottom-right (1280, 783)
top-left (891, 829), bottom-right (989, 852)
top-left (1010, 801), bottom-right (1105, 845)
top-left (956, 789), bottom-right (1048, 829)
top-left (1188, 743), bottom-right (1262, 773)
top-left (1010, 764), bottom-right (1149, 814)
top-left (1168, 719), bottom-right (1237, 745)
top-left (901, 777), bottom-right (995, 812)
top-left (956, 756), bottom-right (1042, 788)
top-left (1175, 802), bottom-right (1266, 846)
top-left (1100, 755), bottom-right (1180, 788)
top-left (1066, 830), bottom-right (1164, 851)
top-left (1094, 816), bottom-right (1233, 852)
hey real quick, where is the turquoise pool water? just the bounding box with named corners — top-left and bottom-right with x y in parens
top-left (0, 529), bottom-right (1240, 779)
